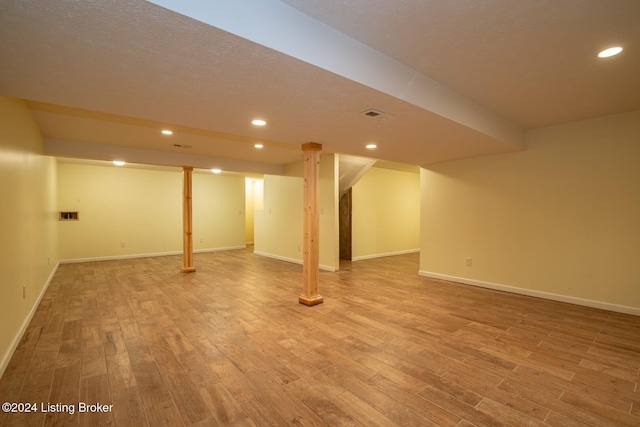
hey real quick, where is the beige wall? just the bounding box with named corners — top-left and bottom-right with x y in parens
top-left (58, 163), bottom-right (183, 260)
top-left (0, 97), bottom-right (59, 376)
top-left (254, 174), bottom-right (303, 261)
top-left (352, 166), bottom-right (420, 260)
top-left (193, 172), bottom-right (246, 251)
top-left (320, 154), bottom-right (339, 270)
top-left (244, 178), bottom-right (264, 245)
top-left (57, 164), bottom-right (246, 261)
top-left (420, 111), bottom-right (640, 312)
top-left (245, 179), bottom-right (255, 244)
top-left (255, 153), bottom-right (339, 271)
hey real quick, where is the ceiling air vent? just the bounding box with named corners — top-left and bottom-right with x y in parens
top-left (361, 109), bottom-right (393, 120)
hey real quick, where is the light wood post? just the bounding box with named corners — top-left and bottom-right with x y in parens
top-left (182, 166), bottom-right (196, 273)
top-left (299, 142), bottom-right (323, 306)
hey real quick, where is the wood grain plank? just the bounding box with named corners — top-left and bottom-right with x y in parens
top-left (164, 372), bottom-right (212, 425)
top-left (1, 250), bottom-right (638, 427)
top-left (44, 364), bottom-right (80, 426)
top-left (79, 374), bottom-right (113, 427)
top-left (198, 381), bottom-right (252, 426)
top-left (110, 387), bottom-right (149, 427)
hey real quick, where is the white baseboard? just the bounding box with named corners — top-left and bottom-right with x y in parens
top-left (418, 270), bottom-right (640, 317)
top-left (60, 245), bottom-right (247, 264)
top-left (253, 250), bottom-right (337, 272)
top-left (194, 245), bottom-right (247, 254)
top-left (60, 251), bottom-right (181, 264)
top-left (1, 261), bottom-right (60, 379)
top-left (352, 248), bottom-right (420, 262)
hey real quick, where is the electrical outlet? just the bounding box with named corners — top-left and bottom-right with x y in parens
top-left (466, 257), bottom-right (472, 267)
top-left (22, 286), bottom-right (26, 299)
top-left (121, 242), bottom-right (126, 248)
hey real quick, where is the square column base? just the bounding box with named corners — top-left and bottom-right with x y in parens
top-left (181, 267), bottom-right (196, 273)
top-left (299, 295), bottom-right (324, 306)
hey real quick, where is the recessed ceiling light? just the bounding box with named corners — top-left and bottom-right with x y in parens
top-left (597, 46), bottom-right (623, 58)
top-left (161, 129), bottom-right (173, 135)
top-left (251, 119), bottom-right (266, 126)
top-left (254, 143), bottom-right (264, 149)
top-left (113, 160), bottom-right (126, 166)
top-left (366, 144), bottom-right (377, 149)
top-left (211, 168), bottom-right (222, 174)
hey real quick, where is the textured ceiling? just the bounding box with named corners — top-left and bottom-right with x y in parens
top-left (281, 0), bottom-right (640, 129)
top-left (0, 0), bottom-right (638, 174)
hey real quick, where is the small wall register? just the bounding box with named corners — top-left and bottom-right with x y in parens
top-left (59, 211), bottom-right (79, 221)
top-left (3, 401), bottom-right (113, 415)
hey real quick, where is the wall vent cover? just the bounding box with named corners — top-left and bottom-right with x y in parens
top-left (361, 109), bottom-right (393, 120)
top-left (59, 211), bottom-right (79, 221)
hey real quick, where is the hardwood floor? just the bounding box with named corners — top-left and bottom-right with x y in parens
top-left (1, 249), bottom-right (639, 426)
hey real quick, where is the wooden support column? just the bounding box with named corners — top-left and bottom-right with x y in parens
top-left (181, 166), bottom-right (196, 273)
top-left (299, 142), bottom-right (323, 306)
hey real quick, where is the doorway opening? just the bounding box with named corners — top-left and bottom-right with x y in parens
top-left (339, 188), bottom-right (352, 260)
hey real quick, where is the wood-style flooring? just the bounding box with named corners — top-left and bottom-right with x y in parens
top-left (1, 249), bottom-right (639, 426)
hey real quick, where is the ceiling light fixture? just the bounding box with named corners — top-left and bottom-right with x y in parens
top-left (211, 168), bottom-right (222, 174)
top-left (113, 160), bottom-right (126, 166)
top-left (597, 46), bottom-right (623, 58)
top-left (366, 144), bottom-right (377, 149)
top-left (254, 143), bottom-right (264, 149)
top-left (251, 119), bottom-right (266, 126)
top-left (161, 129), bottom-right (173, 135)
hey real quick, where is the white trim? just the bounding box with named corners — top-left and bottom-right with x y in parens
top-left (418, 270), bottom-right (640, 317)
top-left (1, 262), bottom-right (60, 379)
top-left (352, 248), bottom-right (419, 262)
top-left (194, 245), bottom-right (247, 254)
top-left (253, 250), bottom-right (337, 272)
top-left (60, 251), bottom-right (182, 264)
top-left (60, 246), bottom-right (247, 264)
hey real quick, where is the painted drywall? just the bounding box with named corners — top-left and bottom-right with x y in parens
top-left (319, 154), bottom-right (339, 270)
top-left (245, 178), bottom-right (264, 245)
top-left (57, 164), bottom-right (246, 261)
top-left (255, 154), bottom-right (339, 271)
top-left (192, 172), bottom-right (246, 251)
top-left (420, 111), bottom-right (640, 312)
top-left (352, 166), bottom-right (420, 260)
top-left (254, 174), bottom-right (303, 262)
top-left (0, 97), bottom-right (59, 377)
top-left (245, 178), bottom-right (255, 244)
top-left (57, 163), bottom-right (183, 260)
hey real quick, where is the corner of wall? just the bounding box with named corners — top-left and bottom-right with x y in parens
top-left (0, 97), bottom-right (60, 378)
